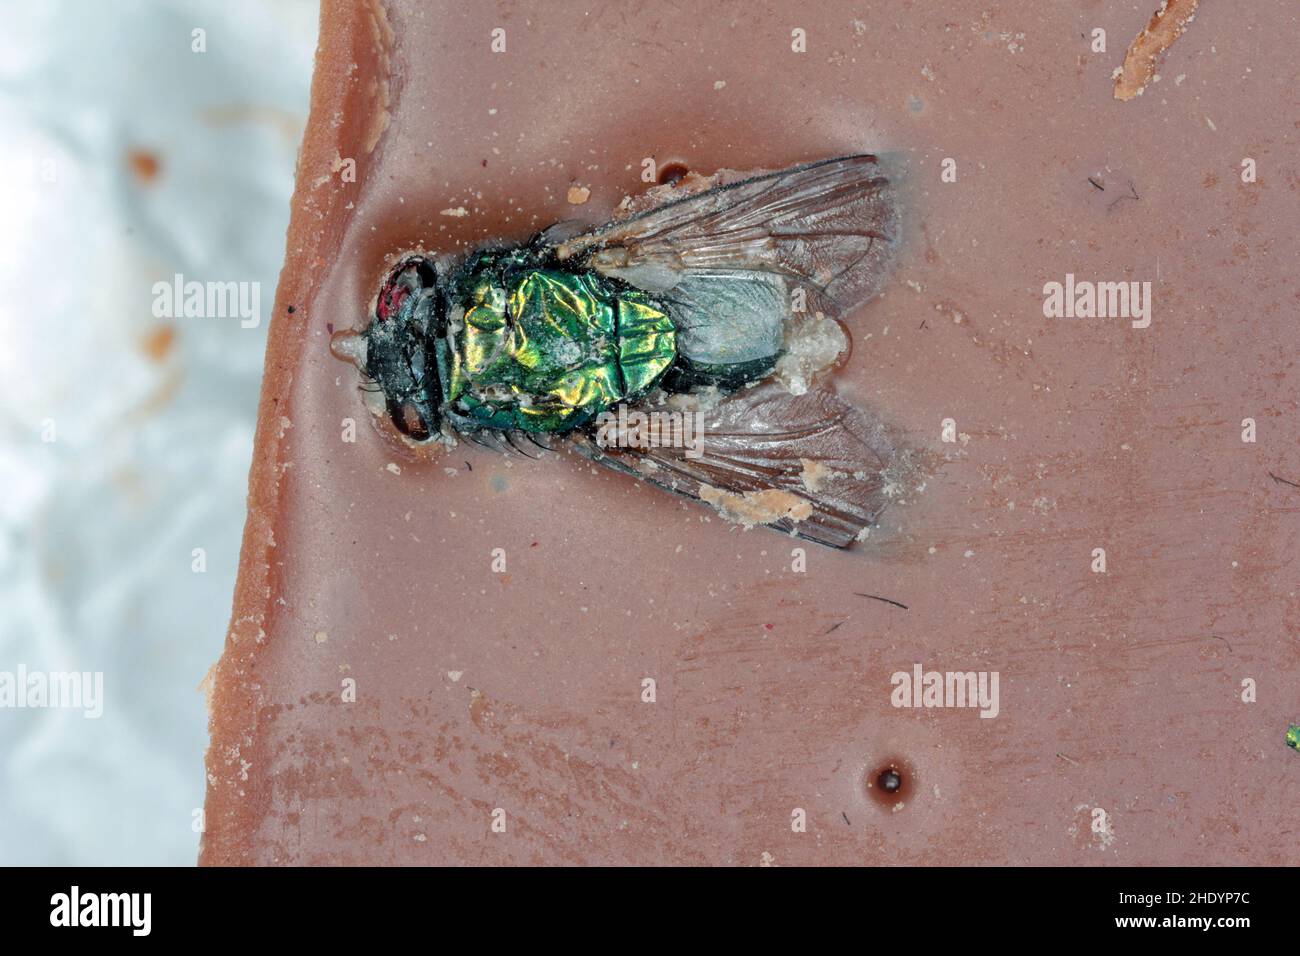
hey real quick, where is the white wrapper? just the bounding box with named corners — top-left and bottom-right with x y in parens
top-left (0, 0), bottom-right (317, 864)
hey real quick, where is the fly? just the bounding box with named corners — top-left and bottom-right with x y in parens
top-left (332, 155), bottom-right (902, 547)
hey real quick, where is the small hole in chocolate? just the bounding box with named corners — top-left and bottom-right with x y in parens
top-left (657, 162), bottom-right (689, 186)
top-left (865, 756), bottom-right (914, 809)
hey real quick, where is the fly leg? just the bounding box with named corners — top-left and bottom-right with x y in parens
top-left (503, 431), bottom-right (541, 460)
top-left (464, 430), bottom-right (510, 455)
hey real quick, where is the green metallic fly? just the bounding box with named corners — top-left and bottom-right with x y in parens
top-left (334, 155), bottom-right (901, 547)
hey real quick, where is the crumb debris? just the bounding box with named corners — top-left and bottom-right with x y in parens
top-left (699, 485), bottom-right (813, 529)
top-left (774, 312), bottom-right (847, 396)
top-left (1113, 0), bottom-right (1199, 101)
top-left (566, 185), bottom-right (590, 205)
top-left (800, 458), bottom-right (834, 494)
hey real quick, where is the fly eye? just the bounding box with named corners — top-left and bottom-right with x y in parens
top-left (377, 281), bottom-right (411, 321)
top-left (376, 256), bottom-right (437, 321)
top-left (395, 401), bottom-right (431, 441)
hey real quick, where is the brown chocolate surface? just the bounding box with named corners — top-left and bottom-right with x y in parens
top-left (203, 0), bottom-right (1300, 864)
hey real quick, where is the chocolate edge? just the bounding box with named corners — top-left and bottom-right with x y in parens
top-left (199, 0), bottom-right (392, 866)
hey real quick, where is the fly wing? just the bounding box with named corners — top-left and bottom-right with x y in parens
top-left (556, 154), bottom-right (899, 320)
top-left (556, 382), bottom-right (897, 548)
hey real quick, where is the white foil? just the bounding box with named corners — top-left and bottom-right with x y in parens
top-left (0, 0), bottom-right (318, 865)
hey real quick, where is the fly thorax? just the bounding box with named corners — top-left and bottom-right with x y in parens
top-left (446, 266), bottom-right (675, 433)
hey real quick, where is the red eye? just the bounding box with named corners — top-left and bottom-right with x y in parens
top-left (377, 281), bottom-right (410, 321)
